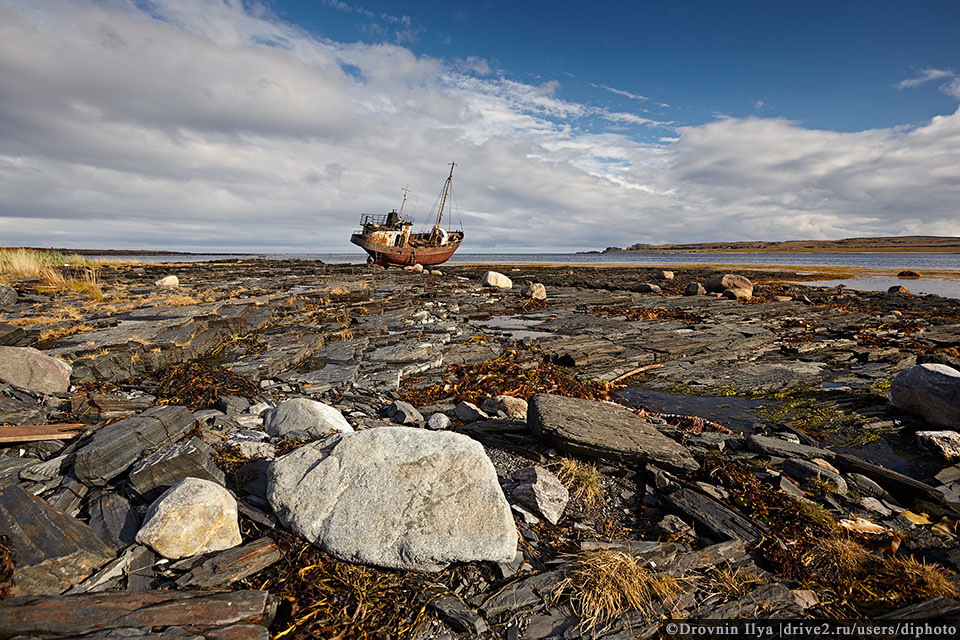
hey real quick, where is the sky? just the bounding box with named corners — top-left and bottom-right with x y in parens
top-left (0, 0), bottom-right (959, 252)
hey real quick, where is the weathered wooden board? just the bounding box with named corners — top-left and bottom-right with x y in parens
top-left (0, 423), bottom-right (84, 443)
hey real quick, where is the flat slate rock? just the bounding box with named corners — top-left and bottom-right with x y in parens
top-left (663, 487), bottom-right (762, 545)
top-left (128, 436), bottom-right (225, 500)
top-left (0, 589), bottom-right (277, 639)
top-left (0, 485), bottom-right (115, 596)
top-left (527, 394), bottom-right (699, 472)
top-left (74, 405), bottom-right (194, 486)
top-left (175, 537), bottom-right (281, 589)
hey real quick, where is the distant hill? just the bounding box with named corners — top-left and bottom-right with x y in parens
top-left (596, 236), bottom-right (960, 254)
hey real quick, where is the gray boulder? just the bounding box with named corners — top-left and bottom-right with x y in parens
top-left (266, 427), bottom-right (518, 572)
top-left (636, 283), bottom-right (662, 294)
top-left (481, 271), bottom-right (513, 289)
top-left (136, 477), bottom-right (242, 559)
top-left (528, 394), bottom-right (698, 472)
top-left (511, 466), bottom-right (568, 525)
top-left (0, 284), bottom-right (16, 308)
top-left (386, 400), bottom-right (424, 425)
top-left (0, 346), bottom-right (72, 394)
top-left (890, 364), bottom-right (960, 428)
top-left (685, 282), bottom-right (706, 296)
top-left (154, 275), bottom-right (179, 288)
top-left (263, 398), bottom-right (353, 437)
top-left (704, 274), bottom-right (753, 299)
top-left (455, 401), bottom-right (488, 422)
top-left (520, 282), bottom-right (546, 300)
top-left (427, 413), bottom-right (452, 430)
top-left (661, 270), bottom-right (675, 280)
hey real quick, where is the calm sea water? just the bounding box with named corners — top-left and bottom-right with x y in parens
top-left (88, 251), bottom-right (960, 298)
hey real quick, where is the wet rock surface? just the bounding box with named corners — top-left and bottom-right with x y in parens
top-left (2, 258), bottom-right (960, 636)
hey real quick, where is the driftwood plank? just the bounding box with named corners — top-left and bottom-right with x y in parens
top-left (0, 423), bottom-right (85, 443)
top-left (0, 589), bottom-right (277, 639)
top-left (175, 537), bottom-right (281, 588)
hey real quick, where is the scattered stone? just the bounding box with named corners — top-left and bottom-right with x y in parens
top-left (431, 270), bottom-right (442, 276)
top-left (426, 412), bottom-right (451, 430)
top-left (74, 405), bottom-right (195, 486)
top-left (528, 394), bottom-right (699, 472)
top-left (661, 270), bottom-right (674, 280)
top-left (917, 431), bottom-right (960, 460)
top-left (262, 397), bottom-right (353, 437)
top-left (479, 568), bottom-right (569, 617)
top-left (0, 284), bottom-right (16, 308)
top-left (136, 477), bottom-right (242, 560)
top-left (636, 283), bottom-right (662, 294)
top-left (88, 491), bottom-right (141, 548)
top-left (430, 594), bottom-right (489, 635)
top-left (266, 427), bottom-right (518, 572)
top-left (0, 485), bottom-right (115, 596)
top-left (723, 287), bottom-right (752, 301)
top-left (386, 400), bottom-right (423, 425)
top-left (481, 271), bottom-right (512, 289)
top-left (656, 514), bottom-right (693, 537)
top-left (455, 400), bottom-right (488, 422)
top-left (746, 434), bottom-right (835, 460)
top-left (845, 473), bottom-right (886, 498)
top-left (214, 395), bottom-right (250, 415)
top-left (898, 270), bottom-right (922, 278)
top-left (511, 465), bottom-right (569, 525)
top-left (481, 395), bottom-right (528, 420)
top-left (521, 281), bottom-right (547, 300)
top-left (704, 273), bottom-right (753, 299)
top-left (127, 437), bottom-right (226, 500)
top-left (0, 346), bottom-right (72, 395)
top-left (888, 285), bottom-right (913, 295)
top-left (684, 282), bottom-right (706, 296)
top-left (154, 275), bottom-right (180, 288)
top-left (890, 364), bottom-right (960, 428)
top-left (781, 458), bottom-right (848, 495)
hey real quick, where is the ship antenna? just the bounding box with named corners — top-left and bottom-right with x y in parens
top-left (435, 162), bottom-right (455, 231)
top-left (399, 186), bottom-right (409, 216)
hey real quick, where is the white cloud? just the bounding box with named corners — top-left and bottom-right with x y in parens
top-left (895, 67), bottom-right (954, 89)
top-left (0, 0), bottom-right (958, 253)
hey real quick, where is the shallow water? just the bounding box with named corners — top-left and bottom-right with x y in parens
top-left (793, 276), bottom-right (960, 299)
top-left (470, 315), bottom-right (553, 340)
top-left (616, 388), bottom-right (764, 434)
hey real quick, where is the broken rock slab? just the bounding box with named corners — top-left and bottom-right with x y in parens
top-left (74, 405), bottom-right (195, 486)
top-left (0, 346), bottom-right (72, 395)
top-left (527, 393), bottom-right (699, 472)
top-left (917, 431), bottom-right (960, 461)
top-left (0, 485), bottom-right (115, 596)
top-left (511, 465), bottom-right (569, 525)
top-left (136, 477), bottom-right (242, 560)
top-left (127, 436), bottom-right (226, 501)
top-left (266, 427), bottom-right (518, 572)
top-left (891, 363), bottom-right (960, 429)
top-left (262, 397), bottom-right (353, 437)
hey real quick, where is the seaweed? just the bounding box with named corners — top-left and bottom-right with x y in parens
top-left (153, 362), bottom-right (260, 410)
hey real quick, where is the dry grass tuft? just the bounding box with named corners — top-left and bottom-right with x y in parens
top-left (552, 550), bottom-right (682, 634)
top-left (164, 294), bottom-right (201, 306)
top-left (703, 566), bottom-right (766, 600)
top-left (804, 537), bottom-right (958, 615)
top-left (552, 458), bottom-right (603, 509)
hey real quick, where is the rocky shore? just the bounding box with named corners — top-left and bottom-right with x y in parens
top-left (2, 259), bottom-right (960, 639)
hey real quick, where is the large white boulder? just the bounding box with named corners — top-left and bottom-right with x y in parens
top-left (135, 477), bottom-right (241, 559)
top-left (262, 397), bottom-right (353, 437)
top-left (481, 271), bottom-right (513, 289)
top-left (266, 427), bottom-right (518, 572)
top-left (891, 364), bottom-right (960, 428)
top-left (0, 346), bottom-right (71, 394)
top-left (154, 275), bottom-right (179, 288)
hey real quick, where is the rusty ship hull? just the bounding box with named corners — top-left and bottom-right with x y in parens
top-left (350, 233), bottom-right (462, 267)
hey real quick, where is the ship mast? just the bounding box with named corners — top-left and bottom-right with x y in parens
top-left (434, 161), bottom-right (455, 233)
top-left (398, 187), bottom-right (409, 216)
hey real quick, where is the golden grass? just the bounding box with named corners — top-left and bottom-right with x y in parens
top-left (703, 566), bottom-right (766, 600)
top-left (0, 249), bottom-right (104, 300)
top-left (804, 537), bottom-right (958, 615)
top-left (552, 458), bottom-right (603, 509)
top-left (39, 323), bottom-right (93, 342)
top-left (552, 550), bottom-right (683, 633)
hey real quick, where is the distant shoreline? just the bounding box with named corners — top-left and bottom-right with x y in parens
top-left (1, 247), bottom-right (247, 256)
top-left (583, 235), bottom-right (960, 255)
